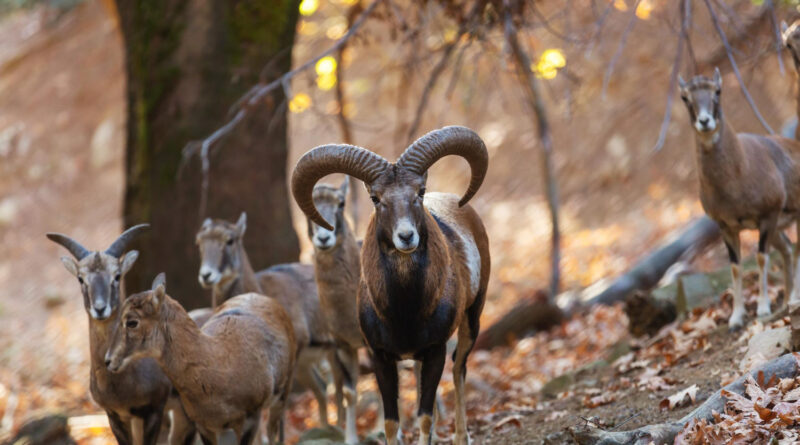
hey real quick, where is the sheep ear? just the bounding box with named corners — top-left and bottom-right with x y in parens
top-left (678, 75), bottom-right (687, 91)
top-left (783, 20), bottom-right (789, 35)
top-left (421, 171), bottom-right (429, 184)
top-left (713, 67), bottom-right (722, 89)
top-left (152, 272), bottom-right (166, 290)
top-left (340, 176), bottom-right (350, 196)
top-left (120, 250), bottom-right (139, 275)
top-left (202, 218), bottom-right (212, 229)
top-left (60, 256), bottom-right (79, 277)
top-left (236, 212), bottom-right (247, 237)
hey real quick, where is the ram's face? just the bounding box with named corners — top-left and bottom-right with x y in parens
top-left (195, 218), bottom-right (244, 288)
top-left (368, 166), bottom-right (427, 254)
top-left (679, 71), bottom-right (722, 138)
top-left (105, 288), bottom-right (164, 373)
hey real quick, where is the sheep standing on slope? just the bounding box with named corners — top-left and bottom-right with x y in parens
top-left (679, 69), bottom-right (800, 329)
top-left (292, 126), bottom-right (490, 445)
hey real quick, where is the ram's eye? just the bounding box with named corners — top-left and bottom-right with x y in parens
top-left (114, 274), bottom-right (121, 282)
top-left (339, 201), bottom-right (345, 209)
top-left (418, 187), bottom-right (426, 198)
top-left (370, 196), bottom-right (380, 205)
top-left (226, 238), bottom-right (234, 246)
top-left (125, 319), bottom-right (139, 329)
top-left (78, 277), bottom-right (84, 285)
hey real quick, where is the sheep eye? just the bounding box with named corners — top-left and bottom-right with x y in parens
top-left (371, 196), bottom-right (380, 205)
top-left (418, 187), bottom-right (426, 198)
top-left (78, 277), bottom-right (84, 285)
top-left (114, 274), bottom-right (121, 282)
top-left (338, 201), bottom-right (345, 209)
top-left (226, 238), bottom-right (234, 246)
top-left (125, 319), bottom-right (139, 329)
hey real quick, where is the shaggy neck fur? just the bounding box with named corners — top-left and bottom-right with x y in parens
top-left (362, 209), bottom-right (450, 320)
top-left (695, 114), bottom-right (747, 187)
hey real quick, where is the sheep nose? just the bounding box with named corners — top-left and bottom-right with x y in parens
top-left (201, 271), bottom-right (212, 281)
top-left (104, 358), bottom-right (111, 368)
top-left (317, 234), bottom-right (330, 243)
top-left (398, 231), bottom-right (414, 243)
top-left (699, 116), bottom-right (709, 126)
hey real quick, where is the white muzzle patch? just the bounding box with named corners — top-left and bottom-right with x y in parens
top-left (392, 218), bottom-right (419, 253)
top-left (313, 227), bottom-right (336, 250)
top-left (198, 265), bottom-right (221, 287)
top-left (90, 304), bottom-right (112, 320)
top-left (695, 110), bottom-right (716, 132)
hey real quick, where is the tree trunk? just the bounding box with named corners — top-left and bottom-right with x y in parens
top-left (114, 0), bottom-right (301, 308)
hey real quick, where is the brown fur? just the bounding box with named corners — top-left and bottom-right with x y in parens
top-left (783, 20), bottom-right (800, 140)
top-left (107, 284), bottom-right (296, 444)
top-left (48, 234), bottom-right (170, 445)
top-left (195, 215), bottom-right (336, 428)
top-left (680, 72), bottom-right (800, 328)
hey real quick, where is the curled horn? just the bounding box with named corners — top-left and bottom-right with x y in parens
top-left (46, 233), bottom-right (91, 260)
top-left (106, 224), bottom-right (150, 258)
top-left (292, 144), bottom-right (389, 230)
top-left (396, 126), bottom-right (489, 207)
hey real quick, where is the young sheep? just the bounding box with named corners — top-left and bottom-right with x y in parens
top-left (105, 273), bottom-right (296, 445)
top-left (678, 69), bottom-right (800, 329)
top-left (307, 177), bottom-right (363, 443)
top-left (292, 126), bottom-right (491, 445)
top-left (46, 225), bottom-right (171, 445)
top-left (195, 213), bottom-right (337, 427)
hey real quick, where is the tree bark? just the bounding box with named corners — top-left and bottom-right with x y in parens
top-left (114, 0), bottom-right (301, 308)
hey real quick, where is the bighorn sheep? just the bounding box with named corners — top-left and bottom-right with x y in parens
top-left (783, 20), bottom-right (800, 140)
top-left (306, 177), bottom-right (363, 443)
top-left (678, 69), bottom-right (800, 329)
top-left (292, 126), bottom-right (491, 445)
top-left (195, 213), bottom-right (337, 427)
top-left (46, 225), bottom-right (171, 445)
top-left (105, 273), bottom-right (296, 444)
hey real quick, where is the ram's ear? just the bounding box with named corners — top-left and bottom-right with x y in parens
top-left (713, 67), bottom-right (722, 89)
top-left (151, 272), bottom-right (166, 291)
top-left (60, 256), bottom-right (79, 277)
top-left (340, 176), bottom-right (350, 197)
top-left (783, 20), bottom-right (789, 36)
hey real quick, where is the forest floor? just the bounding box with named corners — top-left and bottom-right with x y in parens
top-left (0, 1), bottom-right (795, 444)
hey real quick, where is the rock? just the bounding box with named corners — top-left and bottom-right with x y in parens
top-left (297, 426), bottom-right (345, 444)
top-left (739, 326), bottom-right (792, 372)
top-left (541, 373), bottom-right (575, 399)
top-left (676, 273), bottom-right (717, 315)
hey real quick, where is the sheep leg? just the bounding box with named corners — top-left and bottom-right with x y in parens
top-left (106, 411), bottom-right (132, 445)
top-left (329, 349), bottom-right (347, 430)
top-left (722, 227), bottom-right (745, 329)
top-left (138, 405), bottom-right (164, 445)
top-left (296, 352), bottom-right (329, 427)
top-left (757, 217), bottom-right (778, 317)
top-left (267, 385), bottom-right (290, 445)
top-left (373, 350), bottom-right (402, 445)
top-left (238, 411), bottom-right (261, 445)
top-left (416, 344), bottom-right (446, 445)
top-left (773, 232), bottom-right (794, 304)
top-left (453, 295), bottom-right (483, 445)
top-left (340, 346), bottom-right (360, 444)
top-left (167, 396), bottom-right (197, 445)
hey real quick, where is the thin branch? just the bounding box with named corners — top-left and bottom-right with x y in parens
top-left (529, 1), bottom-right (583, 44)
top-left (182, 0), bottom-right (384, 221)
top-left (406, 0), bottom-right (486, 143)
top-left (503, 0), bottom-right (561, 301)
top-left (653, 0), bottom-right (689, 152)
top-left (702, 0), bottom-right (775, 134)
top-left (584, 0), bottom-right (615, 57)
top-left (766, 0), bottom-right (785, 76)
top-left (336, 4), bottom-right (361, 229)
top-left (602, 0), bottom-right (642, 99)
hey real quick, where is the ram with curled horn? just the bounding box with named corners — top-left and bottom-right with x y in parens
top-left (46, 224), bottom-right (173, 445)
top-left (292, 125), bottom-right (491, 445)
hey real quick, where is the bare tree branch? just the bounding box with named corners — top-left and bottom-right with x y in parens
top-left (406, 0), bottom-right (487, 143)
top-left (602, 0), bottom-right (642, 99)
top-left (653, 0), bottom-right (689, 152)
top-left (503, 0), bottom-right (561, 301)
top-left (181, 0), bottom-right (384, 220)
top-left (702, 0), bottom-right (775, 134)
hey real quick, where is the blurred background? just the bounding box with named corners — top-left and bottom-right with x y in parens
top-left (1, 0), bottom-right (799, 443)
